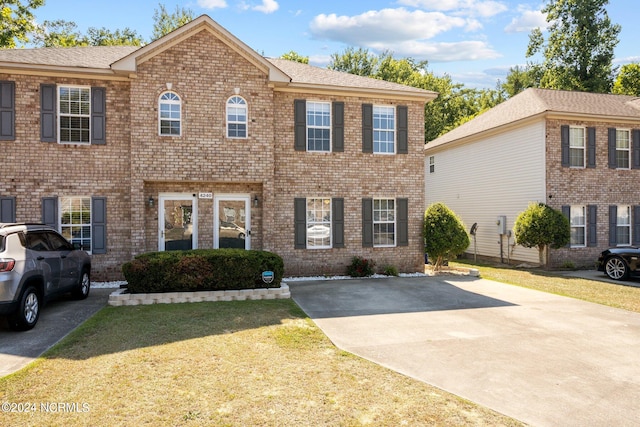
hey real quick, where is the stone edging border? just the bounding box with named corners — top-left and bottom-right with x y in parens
top-left (108, 283), bottom-right (290, 306)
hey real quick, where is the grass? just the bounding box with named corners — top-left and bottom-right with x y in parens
top-left (453, 260), bottom-right (640, 313)
top-left (0, 299), bottom-right (521, 427)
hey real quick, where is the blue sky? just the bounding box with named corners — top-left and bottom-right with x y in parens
top-left (35, 0), bottom-right (639, 89)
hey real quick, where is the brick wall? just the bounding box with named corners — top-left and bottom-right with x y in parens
top-left (546, 119), bottom-right (640, 268)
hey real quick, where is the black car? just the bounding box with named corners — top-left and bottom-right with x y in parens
top-left (597, 247), bottom-right (640, 281)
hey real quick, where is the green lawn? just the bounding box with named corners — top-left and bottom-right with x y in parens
top-left (1, 299), bottom-right (521, 427)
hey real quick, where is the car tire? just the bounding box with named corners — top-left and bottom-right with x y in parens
top-left (8, 286), bottom-right (41, 331)
top-left (604, 256), bottom-right (629, 281)
top-left (72, 268), bottom-right (91, 300)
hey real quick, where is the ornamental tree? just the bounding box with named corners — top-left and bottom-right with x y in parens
top-left (423, 203), bottom-right (470, 271)
top-left (513, 203), bottom-right (570, 266)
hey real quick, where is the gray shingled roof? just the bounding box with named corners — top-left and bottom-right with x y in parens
top-left (267, 58), bottom-right (436, 97)
top-left (426, 88), bottom-right (640, 149)
top-left (0, 46), bottom-right (140, 69)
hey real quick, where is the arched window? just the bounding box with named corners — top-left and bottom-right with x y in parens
top-left (159, 91), bottom-right (181, 136)
top-left (226, 96), bottom-right (247, 138)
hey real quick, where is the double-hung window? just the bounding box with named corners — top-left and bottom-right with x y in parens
top-left (570, 206), bottom-right (586, 247)
top-left (616, 129), bottom-right (631, 169)
top-left (569, 126), bottom-right (585, 167)
top-left (373, 106), bottom-right (395, 154)
top-left (373, 199), bottom-right (395, 247)
top-left (617, 205), bottom-right (631, 246)
top-left (306, 102), bottom-right (330, 152)
top-left (59, 196), bottom-right (92, 252)
top-left (58, 86), bottom-right (91, 144)
top-left (159, 91), bottom-right (181, 136)
top-left (227, 96), bottom-right (247, 138)
top-left (429, 156), bottom-right (435, 173)
top-left (306, 198), bottom-right (331, 248)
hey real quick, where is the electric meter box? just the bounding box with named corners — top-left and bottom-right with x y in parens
top-left (496, 215), bottom-right (507, 235)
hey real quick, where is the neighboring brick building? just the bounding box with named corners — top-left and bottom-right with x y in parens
top-left (425, 88), bottom-right (640, 268)
top-left (0, 15), bottom-right (436, 280)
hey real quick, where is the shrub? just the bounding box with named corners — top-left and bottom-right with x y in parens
top-left (122, 249), bottom-right (284, 293)
top-left (346, 256), bottom-right (375, 277)
top-left (423, 203), bottom-right (470, 271)
top-left (382, 265), bottom-right (399, 276)
top-left (513, 202), bottom-right (570, 266)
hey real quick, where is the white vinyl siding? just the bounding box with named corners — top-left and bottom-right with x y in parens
top-left (425, 121), bottom-right (546, 264)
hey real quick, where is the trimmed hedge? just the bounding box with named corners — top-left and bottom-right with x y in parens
top-left (121, 249), bottom-right (284, 294)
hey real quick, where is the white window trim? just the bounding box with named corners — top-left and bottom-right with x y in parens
top-left (306, 101), bottom-right (331, 152)
top-left (616, 128), bottom-right (631, 170)
top-left (158, 91), bottom-right (182, 137)
top-left (373, 198), bottom-right (396, 248)
top-left (373, 105), bottom-right (396, 155)
top-left (616, 205), bottom-right (632, 246)
top-left (569, 126), bottom-right (585, 168)
top-left (226, 95), bottom-right (248, 139)
top-left (58, 85), bottom-right (91, 145)
top-left (306, 197), bottom-right (332, 249)
top-left (570, 205), bottom-right (586, 248)
top-left (59, 196), bottom-right (92, 254)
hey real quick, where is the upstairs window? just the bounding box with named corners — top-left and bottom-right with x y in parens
top-left (306, 101), bottom-right (331, 152)
top-left (616, 129), bottom-right (630, 169)
top-left (159, 92), bottom-right (181, 136)
top-left (569, 126), bottom-right (585, 167)
top-left (429, 156), bottom-right (435, 173)
top-left (59, 86), bottom-right (91, 144)
top-left (227, 96), bottom-right (247, 138)
top-left (373, 106), bottom-right (395, 154)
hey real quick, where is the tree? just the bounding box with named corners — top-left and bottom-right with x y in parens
top-left (280, 50), bottom-right (308, 64)
top-left (513, 203), bottom-right (570, 266)
top-left (328, 47), bottom-right (379, 77)
top-left (86, 27), bottom-right (143, 46)
top-left (151, 3), bottom-right (194, 41)
top-left (0, 0), bottom-right (44, 48)
top-left (33, 20), bottom-right (143, 47)
top-left (501, 64), bottom-right (543, 97)
top-left (612, 63), bottom-right (640, 96)
top-left (526, 0), bottom-right (621, 93)
top-left (423, 203), bottom-right (470, 271)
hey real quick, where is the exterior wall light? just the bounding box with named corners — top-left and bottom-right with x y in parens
top-left (148, 196), bottom-right (154, 207)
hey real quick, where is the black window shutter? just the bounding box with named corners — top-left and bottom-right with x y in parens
top-left (42, 196), bottom-right (58, 229)
top-left (562, 206), bottom-right (571, 247)
top-left (91, 87), bottom-right (106, 145)
top-left (0, 81), bottom-right (15, 141)
top-left (294, 198), bottom-right (307, 249)
top-left (294, 100), bottom-right (306, 151)
top-left (362, 104), bottom-right (373, 153)
top-left (397, 106), bottom-right (408, 154)
top-left (332, 102), bottom-right (344, 152)
top-left (332, 197), bottom-right (344, 248)
top-left (587, 127), bottom-right (596, 168)
top-left (0, 196), bottom-right (16, 222)
top-left (92, 197), bottom-right (107, 254)
top-left (632, 130), bottom-right (640, 169)
top-left (560, 125), bottom-right (570, 167)
top-left (397, 198), bottom-right (409, 246)
top-left (587, 205), bottom-right (597, 247)
top-left (40, 84), bottom-right (57, 142)
top-left (608, 128), bottom-right (617, 169)
top-left (634, 206), bottom-right (640, 246)
top-left (362, 198), bottom-right (373, 247)
top-left (609, 205), bottom-right (617, 246)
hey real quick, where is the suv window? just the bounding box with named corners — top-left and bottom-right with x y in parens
top-left (47, 231), bottom-right (73, 251)
top-left (24, 232), bottom-right (52, 251)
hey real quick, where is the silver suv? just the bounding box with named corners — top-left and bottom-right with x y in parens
top-left (0, 223), bottom-right (91, 331)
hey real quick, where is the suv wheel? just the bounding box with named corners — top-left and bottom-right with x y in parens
top-left (8, 286), bottom-right (41, 331)
top-left (72, 269), bottom-right (91, 300)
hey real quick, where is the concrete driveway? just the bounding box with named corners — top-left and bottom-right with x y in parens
top-left (0, 288), bottom-right (111, 378)
top-left (289, 275), bottom-right (640, 427)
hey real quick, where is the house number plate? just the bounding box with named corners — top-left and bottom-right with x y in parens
top-left (199, 192), bottom-right (213, 199)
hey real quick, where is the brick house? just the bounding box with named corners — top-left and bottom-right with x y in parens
top-left (0, 15), bottom-right (436, 280)
top-left (425, 88), bottom-right (640, 267)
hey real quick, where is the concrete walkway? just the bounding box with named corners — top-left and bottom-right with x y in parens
top-left (289, 276), bottom-right (640, 427)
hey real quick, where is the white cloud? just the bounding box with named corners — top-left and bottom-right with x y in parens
top-left (398, 0), bottom-right (507, 17)
top-left (505, 9), bottom-right (547, 33)
top-left (368, 40), bottom-right (501, 62)
top-left (310, 8), bottom-right (466, 45)
top-left (197, 0), bottom-right (228, 9)
top-left (253, 0), bottom-right (279, 14)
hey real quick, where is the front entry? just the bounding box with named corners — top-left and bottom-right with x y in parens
top-left (159, 193), bottom-right (198, 251)
top-left (214, 195), bottom-right (251, 249)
